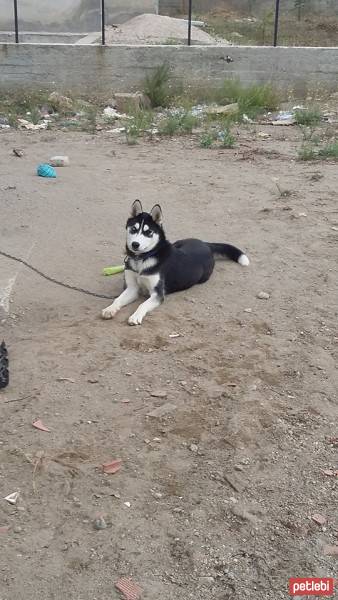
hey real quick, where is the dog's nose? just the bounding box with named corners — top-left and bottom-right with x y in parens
top-left (132, 241), bottom-right (140, 250)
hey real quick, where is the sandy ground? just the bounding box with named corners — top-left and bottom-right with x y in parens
top-left (0, 126), bottom-right (337, 600)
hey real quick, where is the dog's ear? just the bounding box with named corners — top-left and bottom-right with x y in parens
top-left (131, 199), bottom-right (143, 217)
top-left (150, 204), bottom-right (163, 226)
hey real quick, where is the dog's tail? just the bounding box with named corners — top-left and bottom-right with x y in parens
top-left (207, 243), bottom-right (249, 266)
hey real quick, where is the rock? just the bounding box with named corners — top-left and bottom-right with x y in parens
top-left (48, 92), bottom-right (73, 112)
top-left (13, 526), bottom-right (22, 533)
top-left (18, 119), bottom-right (47, 131)
top-left (271, 117), bottom-right (295, 126)
top-left (311, 513), bottom-right (326, 526)
top-left (110, 490), bottom-right (121, 499)
top-left (205, 102), bottom-right (239, 116)
top-left (114, 92), bottom-right (150, 114)
top-left (147, 403), bottom-right (177, 418)
top-left (322, 469), bottom-right (338, 477)
top-left (231, 503), bottom-right (257, 523)
top-left (93, 516), bottom-right (107, 530)
top-left (271, 112), bottom-right (296, 125)
top-left (150, 390), bottom-right (167, 398)
top-left (244, 308), bottom-right (252, 313)
top-left (40, 104), bottom-right (55, 116)
top-left (49, 156), bottom-right (70, 167)
top-left (108, 127), bottom-right (126, 134)
top-left (199, 576), bottom-right (215, 584)
top-left (323, 544), bottom-right (338, 556)
top-left (13, 148), bottom-right (24, 157)
top-left (104, 106), bottom-right (119, 119)
top-left (189, 443), bottom-right (199, 453)
top-left (257, 291), bottom-right (270, 300)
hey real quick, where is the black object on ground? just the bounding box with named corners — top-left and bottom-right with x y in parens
top-left (0, 341), bottom-right (9, 389)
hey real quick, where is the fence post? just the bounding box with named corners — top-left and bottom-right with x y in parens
top-left (187, 0), bottom-right (192, 46)
top-left (13, 0), bottom-right (19, 43)
top-left (273, 0), bottom-right (280, 46)
top-left (101, 0), bottom-right (105, 45)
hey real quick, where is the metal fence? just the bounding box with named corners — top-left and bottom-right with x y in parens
top-left (7, 0), bottom-right (304, 48)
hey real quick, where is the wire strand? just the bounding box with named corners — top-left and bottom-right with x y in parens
top-left (0, 250), bottom-right (115, 300)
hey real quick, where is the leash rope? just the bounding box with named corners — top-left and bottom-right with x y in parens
top-left (0, 250), bottom-right (115, 300)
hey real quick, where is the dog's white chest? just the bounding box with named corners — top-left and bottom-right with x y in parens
top-left (130, 257), bottom-right (157, 273)
top-left (128, 259), bottom-right (160, 296)
top-left (137, 273), bottom-right (160, 295)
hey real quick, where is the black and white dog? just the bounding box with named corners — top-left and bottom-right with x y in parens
top-left (102, 200), bottom-right (249, 326)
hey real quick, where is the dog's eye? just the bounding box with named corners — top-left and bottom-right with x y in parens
top-left (143, 230), bottom-right (153, 237)
top-left (130, 226), bottom-right (138, 234)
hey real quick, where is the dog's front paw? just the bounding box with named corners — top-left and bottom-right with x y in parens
top-left (128, 311), bottom-right (144, 326)
top-left (101, 304), bottom-right (119, 320)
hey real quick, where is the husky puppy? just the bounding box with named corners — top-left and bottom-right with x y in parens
top-left (102, 200), bottom-right (249, 325)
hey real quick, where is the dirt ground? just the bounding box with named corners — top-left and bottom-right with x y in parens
top-left (0, 125), bottom-right (337, 600)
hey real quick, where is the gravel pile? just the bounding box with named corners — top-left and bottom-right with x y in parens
top-left (104, 13), bottom-right (229, 45)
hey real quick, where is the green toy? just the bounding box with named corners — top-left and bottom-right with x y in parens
top-left (103, 265), bottom-right (125, 276)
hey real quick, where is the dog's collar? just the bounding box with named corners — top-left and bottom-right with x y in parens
top-left (125, 248), bottom-right (158, 262)
top-left (125, 254), bottom-right (143, 264)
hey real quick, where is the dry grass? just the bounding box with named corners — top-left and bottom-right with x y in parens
top-left (18, 447), bottom-right (93, 492)
top-left (201, 13), bottom-right (338, 47)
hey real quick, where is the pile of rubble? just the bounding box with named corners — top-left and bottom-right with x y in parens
top-left (103, 13), bottom-right (229, 46)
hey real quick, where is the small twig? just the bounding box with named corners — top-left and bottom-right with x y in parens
top-left (17, 448), bottom-right (35, 465)
top-left (32, 452), bottom-right (45, 493)
top-left (222, 474), bottom-right (240, 493)
top-left (4, 394), bottom-right (34, 404)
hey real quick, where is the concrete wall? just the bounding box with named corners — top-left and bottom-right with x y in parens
top-left (0, 43), bottom-right (337, 96)
top-left (0, 0), bottom-right (159, 32)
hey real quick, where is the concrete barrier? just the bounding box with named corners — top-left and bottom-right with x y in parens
top-left (0, 43), bottom-right (337, 95)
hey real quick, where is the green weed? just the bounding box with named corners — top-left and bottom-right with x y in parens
top-left (317, 140), bottom-right (338, 159)
top-left (28, 107), bottom-right (42, 125)
top-left (123, 110), bottom-right (154, 144)
top-left (143, 64), bottom-right (171, 108)
top-left (298, 144), bottom-right (317, 160)
top-left (209, 79), bottom-right (279, 118)
top-left (294, 107), bottom-right (322, 126)
top-left (200, 132), bottom-right (214, 148)
top-left (218, 128), bottom-right (236, 148)
top-left (298, 139), bottom-right (338, 161)
top-left (300, 125), bottom-right (321, 144)
top-left (159, 111), bottom-right (198, 136)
